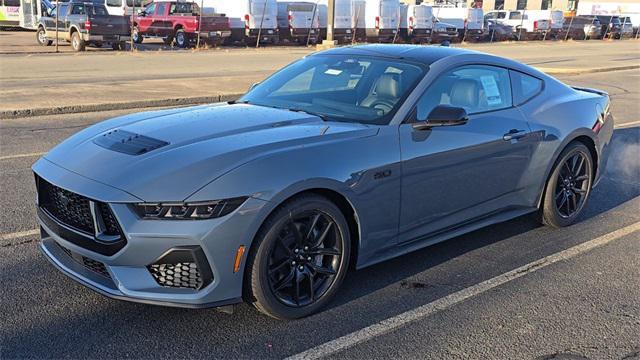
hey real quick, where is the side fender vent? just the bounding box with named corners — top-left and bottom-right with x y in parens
top-left (93, 129), bottom-right (169, 155)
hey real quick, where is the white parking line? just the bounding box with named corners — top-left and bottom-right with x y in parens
top-left (0, 229), bottom-right (39, 241)
top-left (287, 221), bottom-right (640, 360)
top-left (615, 120), bottom-right (640, 129)
top-left (0, 152), bottom-right (45, 161)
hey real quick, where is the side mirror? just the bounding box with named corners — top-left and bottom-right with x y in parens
top-left (248, 82), bottom-right (259, 91)
top-left (412, 105), bottom-right (468, 130)
top-left (137, 10), bottom-right (145, 16)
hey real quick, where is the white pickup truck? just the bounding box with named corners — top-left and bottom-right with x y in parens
top-left (484, 10), bottom-right (550, 40)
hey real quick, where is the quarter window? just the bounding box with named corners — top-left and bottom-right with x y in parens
top-left (510, 70), bottom-right (543, 105)
top-left (415, 65), bottom-right (513, 120)
top-left (155, 2), bottom-right (166, 15)
top-left (71, 4), bottom-right (86, 15)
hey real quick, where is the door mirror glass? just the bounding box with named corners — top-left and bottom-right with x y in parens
top-left (138, 10), bottom-right (145, 16)
top-left (413, 105), bottom-right (468, 130)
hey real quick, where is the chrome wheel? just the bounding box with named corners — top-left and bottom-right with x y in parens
top-left (554, 151), bottom-right (591, 218)
top-left (267, 210), bottom-right (343, 307)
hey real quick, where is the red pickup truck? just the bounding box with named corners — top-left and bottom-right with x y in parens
top-left (132, 1), bottom-right (230, 48)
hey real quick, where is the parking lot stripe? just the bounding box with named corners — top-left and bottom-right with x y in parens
top-left (0, 229), bottom-right (39, 241)
top-left (0, 152), bottom-right (45, 161)
top-left (615, 120), bottom-right (640, 129)
top-left (287, 220), bottom-right (640, 360)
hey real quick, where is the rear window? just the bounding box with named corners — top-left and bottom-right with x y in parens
top-left (91, 5), bottom-right (108, 15)
top-left (4, 0), bottom-right (20, 6)
top-left (510, 70), bottom-right (543, 105)
top-left (170, 2), bottom-right (198, 14)
top-left (106, 0), bottom-right (121, 7)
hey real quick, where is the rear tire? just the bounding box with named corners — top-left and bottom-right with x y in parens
top-left (174, 29), bottom-right (188, 48)
top-left (70, 31), bottom-right (85, 52)
top-left (245, 194), bottom-right (351, 320)
top-left (541, 142), bottom-right (594, 228)
top-left (163, 36), bottom-right (173, 45)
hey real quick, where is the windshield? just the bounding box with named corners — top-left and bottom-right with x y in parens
top-left (240, 55), bottom-right (425, 125)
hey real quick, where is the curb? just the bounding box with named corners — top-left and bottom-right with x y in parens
top-left (1, 65), bottom-right (638, 119)
top-left (535, 64), bottom-right (640, 75)
top-left (0, 94), bottom-right (243, 120)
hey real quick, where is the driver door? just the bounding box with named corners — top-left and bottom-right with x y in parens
top-left (398, 65), bottom-right (534, 244)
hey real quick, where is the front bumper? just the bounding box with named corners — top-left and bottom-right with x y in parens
top-left (34, 159), bottom-right (268, 308)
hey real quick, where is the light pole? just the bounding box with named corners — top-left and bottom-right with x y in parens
top-left (326, 0), bottom-right (335, 43)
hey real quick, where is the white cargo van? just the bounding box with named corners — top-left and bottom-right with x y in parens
top-left (332, 0), bottom-right (354, 43)
top-left (276, 1), bottom-right (319, 43)
top-left (404, 4), bottom-right (434, 43)
top-left (207, 0), bottom-right (279, 44)
top-left (362, 0), bottom-right (400, 42)
top-left (485, 10), bottom-right (550, 40)
top-left (432, 6), bottom-right (484, 41)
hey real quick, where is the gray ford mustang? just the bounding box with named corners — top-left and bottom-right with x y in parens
top-left (33, 45), bottom-right (614, 319)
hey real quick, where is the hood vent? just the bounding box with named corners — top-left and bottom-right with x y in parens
top-left (93, 129), bottom-right (169, 155)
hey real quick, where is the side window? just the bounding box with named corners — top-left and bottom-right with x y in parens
top-left (510, 70), bottom-right (543, 105)
top-left (416, 65), bottom-right (512, 120)
top-left (58, 4), bottom-right (69, 16)
top-left (155, 3), bottom-right (165, 15)
top-left (106, 0), bottom-right (122, 7)
top-left (143, 3), bottom-right (155, 14)
top-left (70, 4), bottom-right (86, 15)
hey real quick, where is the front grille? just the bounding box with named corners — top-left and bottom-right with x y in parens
top-left (148, 262), bottom-right (203, 289)
top-left (38, 179), bottom-right (94, 235)
top-left (36, 175), bottom-right (126, 256)
top-left (98, 203), bottom-right (121, 236)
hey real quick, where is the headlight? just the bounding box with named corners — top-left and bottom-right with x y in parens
top-left (133, 197), bottom-right (248, 220)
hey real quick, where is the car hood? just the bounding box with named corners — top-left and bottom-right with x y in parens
top-left (43, 103), bottom-right (377, 202)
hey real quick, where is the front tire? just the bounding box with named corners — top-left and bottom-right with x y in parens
top-left (36, 26), bottom-right (52, 46)
top-left (245, 194), bottom-right (351, 320)
top-left (541, 142), bottom-right (594, 228)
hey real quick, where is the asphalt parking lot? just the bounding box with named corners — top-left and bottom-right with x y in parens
top-left (1, 39), bottom-right (639, 359)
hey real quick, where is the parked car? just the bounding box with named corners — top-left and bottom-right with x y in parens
top-left (276, 1), bottom-right (320, 44)
top-left (526, 10), bottom-right (564, 39)
top-left (431, 20), bottom-right (459, 43)
top-left (484, 19), bottom-right (514, 41)
top-left (432, 6), bottom-right (484, 41)
top-left (619, 16), bottom-right (634, 38)
top-left (34, 45), bottom-right (614, 319)
top-left (132, 1), bottom-right (230, 48)
top-left (206, 0), bottom-right (279, 45)
top-left (36, 0), bottom-right (130, 51)
top-left (562, 15), bottom-right (602, 40)
top-left (596, 15), bottom-right (622, 39)
top-left (485, 10), bottom-right (550, 40)
top-left (327, 0), bottom-right (354, 43)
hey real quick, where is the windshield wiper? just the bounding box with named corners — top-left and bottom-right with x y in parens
top-left (228, 100), bottom-right (250, 105)
top-left (288, 108), bottom-right (329, 121)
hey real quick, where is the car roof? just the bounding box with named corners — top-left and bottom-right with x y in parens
top-left (313, 44), bottom-right (476, 66)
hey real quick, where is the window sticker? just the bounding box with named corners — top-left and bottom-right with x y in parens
top-left (480, 75), bottom-right (502, 106)
top-left (324, 69), bottom-right (343, 76)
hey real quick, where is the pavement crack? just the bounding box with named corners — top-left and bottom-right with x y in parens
top-left (1, 238), bottom-right (38, 248)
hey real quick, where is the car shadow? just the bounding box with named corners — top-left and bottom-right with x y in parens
top-left (2, 127), bottom-right (638, 359)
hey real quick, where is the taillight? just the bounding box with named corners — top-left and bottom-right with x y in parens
top-left (375, 16), bottom-right (380, 29)
top-left (288, 14), bottom-right (293, 29)
top-left (533, 20), bottom-right (538, 30)
top-left (244, 14), bottom-right (250, 29)
top-left (84, 20), bottom-right (91, 30)
top-left (409, 16), bottom-right (413, 29)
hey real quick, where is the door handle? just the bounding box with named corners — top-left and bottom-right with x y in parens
top-left (503, 129), bottom-right (527, 141)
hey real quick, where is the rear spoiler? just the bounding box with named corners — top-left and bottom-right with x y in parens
top-left (572, 86), bottom-right (609, 97)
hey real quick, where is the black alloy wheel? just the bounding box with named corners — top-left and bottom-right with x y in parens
top-left (267, 210), bottom-right (342, 307)
top-left (542, 142), bottom-right (594, 228)
top-left (554, 151), bottom-right (590, 218)
top-left (245, 194), bottom-right (350, 319)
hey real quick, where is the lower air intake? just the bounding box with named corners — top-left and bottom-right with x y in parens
top-left (147, 246), bottom-right (213, 290)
